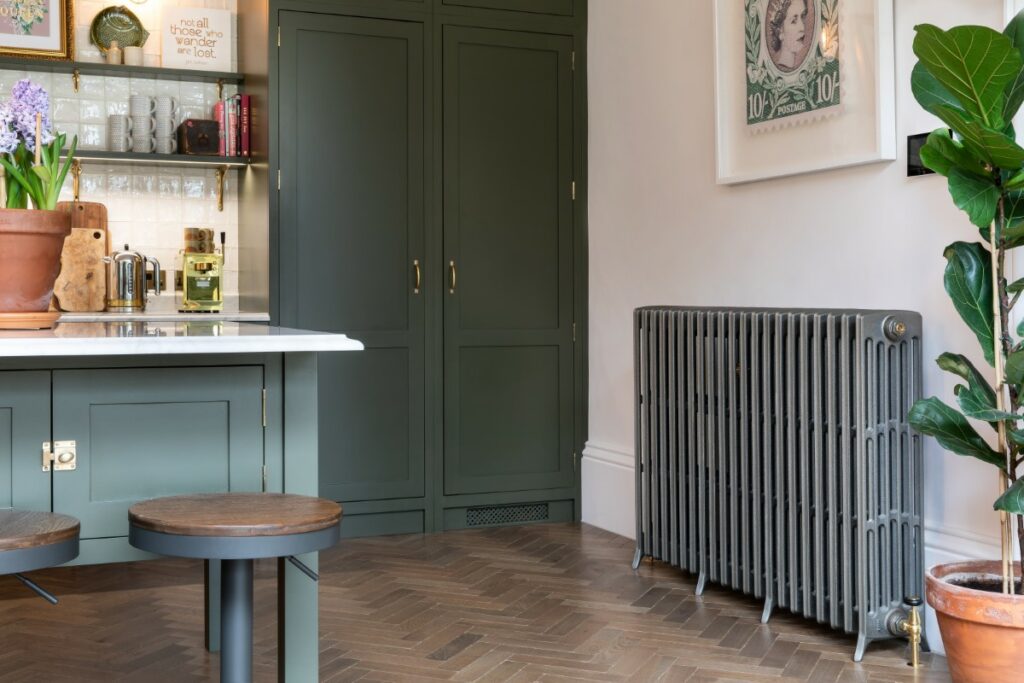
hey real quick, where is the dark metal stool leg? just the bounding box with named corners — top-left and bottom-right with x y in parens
top-left (220, 558), bottom-right (253, 683)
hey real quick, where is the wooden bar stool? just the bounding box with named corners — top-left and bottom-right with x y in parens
top-left (128, 493), bottom-right (342, 683)
top-left (0, 510), bottom-right (80, 604)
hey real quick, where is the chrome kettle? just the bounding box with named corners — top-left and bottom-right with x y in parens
top-left (104, 244), bottom-right (160, 312)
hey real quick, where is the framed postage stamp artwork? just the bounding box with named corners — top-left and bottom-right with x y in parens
top-left (714, 0), bottom-right (895, 184)
top-left (0, 0), bottom-right (72, 60)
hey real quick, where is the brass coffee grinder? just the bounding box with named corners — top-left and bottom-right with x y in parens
top-left (179, 229), bottom-right (224, 313)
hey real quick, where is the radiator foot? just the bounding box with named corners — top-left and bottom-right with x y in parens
top-left (760, 598), bottom-right (773, 624)
top-left (631, 548), bottom-right (642, 570)
top-left (695, 572), bottom-right (706, 596)
top-left (853, 634), bottom-right (868, 663)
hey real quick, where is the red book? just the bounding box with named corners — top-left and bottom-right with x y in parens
top-left (214, 101), bottom-right (225, 156)
top-left (240, 94), bottom-right (250, 157)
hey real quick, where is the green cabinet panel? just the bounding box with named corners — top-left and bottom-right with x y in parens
top-left (0, 371), bottom-right (50, 511)
top-left (279, 12), bottom-right (426, 505)
top-left (51, 366), bottom-right (264, 540)
top-left (441, 0), bottom-right (574, 16)
top-left (442, 26), bottom-right (574, 496)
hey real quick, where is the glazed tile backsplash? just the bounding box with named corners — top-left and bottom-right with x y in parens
top-left (0, 69), bottom-right (241, 297)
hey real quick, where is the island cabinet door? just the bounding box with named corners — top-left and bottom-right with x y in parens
top-left (0, 371), bottom-right (51, 512)
top-left (50, 366), bottom-right (265, 540)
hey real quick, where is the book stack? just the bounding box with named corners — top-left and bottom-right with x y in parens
top-left (213, 94), bottom-right (251, 158)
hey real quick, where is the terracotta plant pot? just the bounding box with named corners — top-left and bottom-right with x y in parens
top-left (927, 561), bottom-right (1024, 682)
top-left (0, 208), bottom-right (71, 313)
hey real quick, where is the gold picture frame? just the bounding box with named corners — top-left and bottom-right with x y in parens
top-left (0, 0), bottom-right (73, 61)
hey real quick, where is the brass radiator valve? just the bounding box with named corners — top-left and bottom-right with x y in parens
top-left (888, 595), bottom-right (923, 668)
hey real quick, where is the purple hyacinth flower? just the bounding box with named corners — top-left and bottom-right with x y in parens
top-left (9, 79), bottom-right (53, 151)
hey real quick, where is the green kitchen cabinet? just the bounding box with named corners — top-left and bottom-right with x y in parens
top-left (0, 371), bottom-right (51, 512)
top-left (440, 0), bottom-right (574, 16)
top-left (277, 12), bottom-right (428, 516)
top-left (273, 0), bottom-right (585, 533)
top-left (51, 366), bottom-right (265, 540)
top-left (442, 26), bottom-right (575, 496)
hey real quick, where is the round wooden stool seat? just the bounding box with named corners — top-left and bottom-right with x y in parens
top-left (128, 492), bottom-right (342, 683)
top-left (129, 493), bottom-right (341, 560)
top-left (0, 510), bottom-right (80, 575)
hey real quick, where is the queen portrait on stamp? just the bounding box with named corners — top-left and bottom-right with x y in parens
top-left (745, 0), bottom-right (841, 131)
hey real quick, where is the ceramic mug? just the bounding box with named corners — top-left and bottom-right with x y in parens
top-left (123, 46), bottom-right (143, 66)
top-left (155, 96), bottom-right (178, 117)
top-left (154, 137), bottom-right (176, 155)
top-left (130, 115), bottom-right (155, 134)
top-left (129, 95), bottom-right (155, 115)
top-left (131, 134), bottom-right (154, 153)
top-left (108, 114), bottom-right (132, 152)
top-left (154, 116), bottom-right (176, 137)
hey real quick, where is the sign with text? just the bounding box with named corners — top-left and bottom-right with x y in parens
top-left (161, 7), bottom-right (232, 72)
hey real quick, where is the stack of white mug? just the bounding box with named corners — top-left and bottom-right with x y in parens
top-left (115, 95), bottom-right (178, 154)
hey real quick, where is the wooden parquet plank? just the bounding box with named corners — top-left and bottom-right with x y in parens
top-left (0, 523), bottom-right (950, 682)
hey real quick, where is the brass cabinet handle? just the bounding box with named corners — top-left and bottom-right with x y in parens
top-left (413, 259), bottom-right (421, 294)
top-left (449, 260), bottom-right (456, 294)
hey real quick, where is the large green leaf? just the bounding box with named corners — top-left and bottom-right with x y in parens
top-left (912, 61), bottom-right (967, 116)
top-left (1006, 348), bottom-right (1024, 385)
top-left (944, 242), bottom-right (995, 366)
top-left (938, 352), bottom-right (1018, 422)
top-left (933, 104), bottom-right (1024, 168)
top-left (914, 24), bottom-right (1021, 128)
top-left (908, 397), bottom-right (1006, 467)
top-left (1004, 11), bottom-right (1024, 120)
top-left (994, 477), bottom-right (1024, 514)
top-left (948, 169), bottom-right (1000, 227)
top-left (919, 128), bottom-right (988, 177)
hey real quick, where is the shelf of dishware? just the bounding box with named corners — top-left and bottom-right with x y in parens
top-left (0, 56), bottom-right (244, 86)
top-left (65, 150), bottom-right (251, 169)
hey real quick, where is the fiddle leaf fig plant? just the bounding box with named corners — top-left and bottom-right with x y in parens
top-left (907, 13), bottom-right (1024, 588)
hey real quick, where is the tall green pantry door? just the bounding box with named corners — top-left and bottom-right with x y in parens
top-left (278, 12), bottom-right (428, 534)
top-left (442, 27), bottom-right (576, 498)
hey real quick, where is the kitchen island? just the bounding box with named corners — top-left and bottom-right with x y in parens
top-left (0, 321), bottom-right (362, 682)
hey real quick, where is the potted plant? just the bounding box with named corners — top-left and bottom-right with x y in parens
top-left (906, 11), bottom-right (1024, 683)
top-left (0, 78), bottom-right (77, 329)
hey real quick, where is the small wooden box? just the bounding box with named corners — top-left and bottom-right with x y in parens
top-left (176, 120), bottom-right (220, 156)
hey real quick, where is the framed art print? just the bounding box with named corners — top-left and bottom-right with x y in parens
top-left (714, 0), bottom-right (895, 184)
top-left (0, 0), bottom-right (72, 60)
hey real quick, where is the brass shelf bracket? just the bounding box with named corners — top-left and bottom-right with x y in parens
top-left (72, 68), bottom-right (80, 94)
top-left (215, 166), bottom-right (226, 212)
top-left (71, 158), bottom-right (81, 201)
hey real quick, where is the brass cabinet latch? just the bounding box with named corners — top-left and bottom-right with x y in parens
top-left (42, 441), bottom-right (77, 472)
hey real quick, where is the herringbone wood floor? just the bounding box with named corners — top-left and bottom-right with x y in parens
top-left (0, 523), bottom-right (949, 682)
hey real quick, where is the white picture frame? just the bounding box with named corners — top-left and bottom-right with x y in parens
top-left (714, 0), bottom-right (896, 185)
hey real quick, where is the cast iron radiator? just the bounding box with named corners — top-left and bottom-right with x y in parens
top-left (632, 307), bottom-right (925, 661)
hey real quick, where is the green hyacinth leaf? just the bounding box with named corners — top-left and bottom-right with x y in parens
top-left (919, 129), bottom-right (988, 177)
top-left (908, 397), bottom-right (1006, 467)
top-left (948, 169), bottom-right (1000, 228)
top-left (994, 477), bottom-right (1024, 514)
top-left (913, 24), bottom-right (1021, 129)
top-left (944, 242), bottom-right (995, 366)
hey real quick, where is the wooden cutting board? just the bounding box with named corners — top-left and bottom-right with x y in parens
top-left (53, 202), bottom-right (109, 312)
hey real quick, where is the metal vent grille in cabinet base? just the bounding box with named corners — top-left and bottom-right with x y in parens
top-left (467, 503), bottom-right (549, 527)
top-left (632, 306), bottom-right (926, 662)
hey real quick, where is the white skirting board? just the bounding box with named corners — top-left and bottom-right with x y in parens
top-left (580, 440), bottom-right (1007, 656)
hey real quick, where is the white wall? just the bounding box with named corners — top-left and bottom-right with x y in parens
top-left (584, 0), bottom-right (1012, 653)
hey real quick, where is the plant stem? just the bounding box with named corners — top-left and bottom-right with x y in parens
top-left (993, 196), bottom-right (1015, 594)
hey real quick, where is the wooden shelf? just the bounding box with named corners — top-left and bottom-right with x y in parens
top-left (0, 57), bottom-right (244, 86)
top-left (68, 150), bottom-right (250, 168)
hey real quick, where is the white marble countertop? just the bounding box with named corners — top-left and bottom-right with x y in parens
top-left (0, 321), bottom-right (363, 357)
